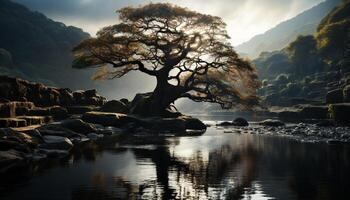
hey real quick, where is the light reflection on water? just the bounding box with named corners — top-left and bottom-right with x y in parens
top-left (1, 122), bottom-right (349, 200)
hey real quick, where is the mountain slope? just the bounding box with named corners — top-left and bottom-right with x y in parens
top-left (236, 0), bottom-right (341, 58)
top-left (0, 0), bottom-right (95, 88)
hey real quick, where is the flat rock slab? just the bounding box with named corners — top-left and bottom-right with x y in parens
top-left (0, 101), bottom-right (35, 118)
top-left (17, 116), bottom-right (52, 126)
top-left (82, 111), bottom-right (140, 127)
top-left (81, 111), bottom-right (206, 132)
top-left (0, 118), bottom-right (27, 128)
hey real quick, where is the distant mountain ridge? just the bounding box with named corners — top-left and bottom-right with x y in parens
top-left (236, 0), bottom-right (342, 58)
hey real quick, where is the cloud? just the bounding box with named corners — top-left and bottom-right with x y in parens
top-left (14, 0), bottom-right (323, 45)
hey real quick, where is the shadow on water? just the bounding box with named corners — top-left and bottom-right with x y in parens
top-left (0, 127), bottom-right (350, 200)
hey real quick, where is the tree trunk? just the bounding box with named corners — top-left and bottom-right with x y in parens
top-left (130, 74), bottom-right (184, 116)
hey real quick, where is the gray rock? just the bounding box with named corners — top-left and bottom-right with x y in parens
top-left (40, 135), bottom-right (73, 150)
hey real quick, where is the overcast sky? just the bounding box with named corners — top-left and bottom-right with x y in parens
top-left (14, 0), bottom-right (323, 46)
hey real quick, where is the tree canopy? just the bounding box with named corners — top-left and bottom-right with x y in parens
top-left (73, 3), bottom-right (260, 114)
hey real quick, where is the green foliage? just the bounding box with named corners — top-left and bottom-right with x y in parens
top-left (286, 35), bottom-right (323, 75)
top-left (316, 0), bottom-right (350, 64)
top-left (253, 51), bottom-right (293, 79)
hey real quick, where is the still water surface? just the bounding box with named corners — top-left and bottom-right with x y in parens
top-left (1, 122), bottom-right (349, 200)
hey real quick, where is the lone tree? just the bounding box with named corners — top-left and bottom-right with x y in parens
top-left (73, 3), bottom-right (260, 116)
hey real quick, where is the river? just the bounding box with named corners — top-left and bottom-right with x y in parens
top-left (0, 119), bottom-right (349, 200)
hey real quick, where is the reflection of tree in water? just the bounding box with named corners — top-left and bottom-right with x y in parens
top-left (129, 139), bottom-right (259, 199)
top-left (71, 175), bottom-right (139, 200)
top-left (69, 136), bottom-right (260, 200)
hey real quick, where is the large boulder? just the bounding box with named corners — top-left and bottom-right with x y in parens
top-left (329, 103), bottom-right (350, 125)
top-left (259, 119), bottom-right (285, 127)
top-left (40, 135), bottom-right (73, 150)
top-left (326, 88), bottom-right (344, 104)
top-left (60, 119), bottom-right (96, 134)
top-left (99, 100), bottom-right (129, 114)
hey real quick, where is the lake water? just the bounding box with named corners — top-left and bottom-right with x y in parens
top-left (1, 121), bottom-right (349, 200)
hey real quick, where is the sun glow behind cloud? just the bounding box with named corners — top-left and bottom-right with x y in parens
top-left (15, 0), bottom-right (323, 46)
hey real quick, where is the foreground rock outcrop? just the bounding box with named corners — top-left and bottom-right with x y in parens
top-left (0, 76), bottom-right (208, 173)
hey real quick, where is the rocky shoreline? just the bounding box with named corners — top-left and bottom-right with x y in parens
top-left (216, 118), bottom-right (350, 144)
